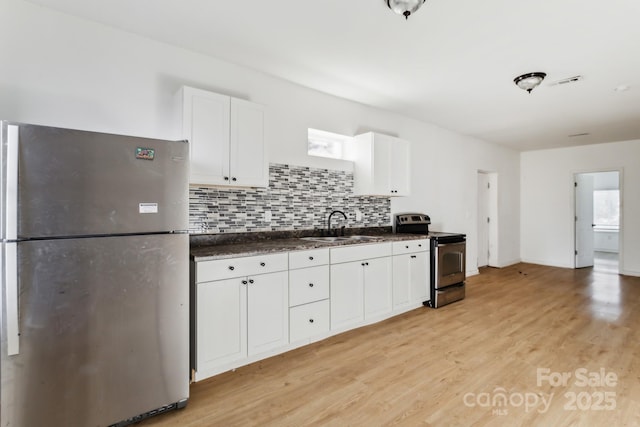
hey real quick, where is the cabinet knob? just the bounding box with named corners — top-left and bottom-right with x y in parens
top-left (224, 176), bottom-right (229, 181)
top-left (411, 255), bottom-right (417, 259)
top-left (309, 319), bottom-right (314, 323)
top-left (309, 256), bottom-right (314, 260)
top-left (242, 280), bottom-right (248, 285)
top-left (260, 262), bottom-right (266, 267)
top-left (232, 177), bottom-right (237, 182)
top-left (228, 266), bottom-right (235, 270)
top-left (418, 244), bottom-right (422, 247)
top-left (309, 283), bottom-right (314, 287)
top-left (405, 245), bottom-right (409, 249)
top-left (249, 279), bottom-right (254, 284)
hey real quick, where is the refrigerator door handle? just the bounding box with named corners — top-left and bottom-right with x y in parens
top-left (5, 125), bottom-right (19, 240)
top-left (5, 243), bottom-right (20, 355)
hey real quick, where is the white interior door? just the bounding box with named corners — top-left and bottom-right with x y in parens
top-left (575, 174), bottom-right (595, 268)
top-left (477, 172), bottom-right (490, 268)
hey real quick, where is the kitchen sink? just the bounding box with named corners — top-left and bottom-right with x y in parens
top-left (299, 235), bottom-right (380, 243)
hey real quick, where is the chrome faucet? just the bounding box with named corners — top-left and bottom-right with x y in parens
top-left (327, 210), bottom-right (348, 236)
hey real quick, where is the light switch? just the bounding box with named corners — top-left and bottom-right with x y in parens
top-left (264, 211), bottom-right (272, 222)
top-left (355, 210), bottom-right (362, 222)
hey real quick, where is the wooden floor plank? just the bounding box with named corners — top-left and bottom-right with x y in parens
top-left (140, 263), bottom-right (640, 426)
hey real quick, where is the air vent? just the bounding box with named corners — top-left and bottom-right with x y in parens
top-left (568, 133), bottom-right (590, 138)
top-left (551, 75), bottom-right (583, 86)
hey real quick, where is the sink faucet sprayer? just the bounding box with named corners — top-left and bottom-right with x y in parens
top-left (327, 210), bottom-right (348, 237)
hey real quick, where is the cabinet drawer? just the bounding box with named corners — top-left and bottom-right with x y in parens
top-left (392, 239), bottom-right (429, 255)
top-left (196, 253), bottom-right (288, 282)
top-left (330, 242), bottom-right (392, 264)
top-left (289, 300), bottom-right (330, 343)
top-left (289, 248), bottom-right (330, 269)
top-left (289, 265), bottom-right (329, 307)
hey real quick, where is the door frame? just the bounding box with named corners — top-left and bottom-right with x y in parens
top-left (571, 168), bottom-right (623, 272)
top-left (477, 170), bottom-right (498, 268)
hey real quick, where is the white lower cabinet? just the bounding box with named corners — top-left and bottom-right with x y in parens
top-left (193, 253), bottom-right (288, 381)
top-left (288, 249), bottom-right (330, 344)
top-left (330, 243), bottom-right (393, 331)
top-left (196, 278), bottom-right (247, 372)
top-left (247, 271), bottom-right (289, 356)
top-left (192, 239), bottom-right (428, 381)
top-left (392, 239), bottom-right (430, 313)
top-left (330, 261), bottom-right (364, 330)
top-left (289, 300), bottom-right (330, 343)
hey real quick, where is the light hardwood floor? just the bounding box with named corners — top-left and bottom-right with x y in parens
top-left (141, 263), bottom-right (640, 426)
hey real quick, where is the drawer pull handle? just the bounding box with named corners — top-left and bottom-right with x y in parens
top-left (249, 279), bottom-right (255, 284)
top-left (242, 280), bottom-right (248, 285)
top-left (260, 262), bottom-right (266, 267)
top-left (309, 256), bottom-right (314, 260)
top-left (411, 255), bottom-right (417, 259)
top-left (228, 266), bottom-right (235, 271)
top-left (309, 319), bottom-right (314, 323)
top-left (309, 283), bottom-right (314, 287)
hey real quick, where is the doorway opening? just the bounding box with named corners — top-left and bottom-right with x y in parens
top-left (574, 171), bottom-right (621, 273)
top-left (477, 171), bottom-right (498, 269)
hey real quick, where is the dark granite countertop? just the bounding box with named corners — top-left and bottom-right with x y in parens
top-left (190, 227), bottom-right (429, 261)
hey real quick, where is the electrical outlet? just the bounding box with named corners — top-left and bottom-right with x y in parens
top-left (264, 210), bottom-right (272, 223)
top-left (355, 210), bottom-right (362, 222)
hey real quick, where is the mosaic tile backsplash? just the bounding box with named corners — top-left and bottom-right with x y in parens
top-left (189, 163), bottom-right (391, 234)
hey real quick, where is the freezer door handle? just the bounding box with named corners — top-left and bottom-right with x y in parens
top-left (5, 243), bottom-right (20, 355)
top-left (5, 125), bottom-right (19, 240)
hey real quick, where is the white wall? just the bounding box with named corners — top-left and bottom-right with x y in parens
top-left (521, 140), bottom-right (640, 276)
top-left (0, 0), bottom-right (521, 273)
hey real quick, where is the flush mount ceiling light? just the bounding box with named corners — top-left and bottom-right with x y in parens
top-left (514, 72), bottom-right (547, 93)
top-left (387, 0), bottom-right (426, 20)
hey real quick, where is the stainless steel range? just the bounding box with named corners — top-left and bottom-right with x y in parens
top-left (395, 213), bottom-right (466, 308)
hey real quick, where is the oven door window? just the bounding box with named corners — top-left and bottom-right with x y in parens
top-left (436, 242), bottom-right (466, 288)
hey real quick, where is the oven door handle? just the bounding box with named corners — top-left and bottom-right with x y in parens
top-left (434, 241), bottom-right (465, 247)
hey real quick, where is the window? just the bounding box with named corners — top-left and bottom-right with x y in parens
top-left (593, 190), bottom-right (619, 228)
top-left (307, 128), bottom-right (352, 160)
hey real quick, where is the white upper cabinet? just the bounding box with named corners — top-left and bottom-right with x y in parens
top-left (180, 86), bottom-right (268, 188)
top-left (350, 132), bottom-right (410, 196)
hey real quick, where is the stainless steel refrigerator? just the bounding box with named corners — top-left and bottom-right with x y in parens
top-left (1, 122), bottom-right (190, 427)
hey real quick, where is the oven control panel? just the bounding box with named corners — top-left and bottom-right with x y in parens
top-left (395, 214), bottom-right (431, 225)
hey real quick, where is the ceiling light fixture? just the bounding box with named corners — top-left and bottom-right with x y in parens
top-left (514, 72), bottom-right (547, 94)
top-left (386, 0), bottom-right (426, 20)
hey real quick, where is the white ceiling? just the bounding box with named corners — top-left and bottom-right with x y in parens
top-left (25, 0), bottom-right (640, 151)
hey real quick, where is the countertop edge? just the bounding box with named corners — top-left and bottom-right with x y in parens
top-left (190, 234), bottom-right (429, 262)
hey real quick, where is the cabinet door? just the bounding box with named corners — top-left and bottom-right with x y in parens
top-left (229, 98), bottom-right (267, 187)
top-left (289, 300), bottom-right (330, 343)
top-left (289, 265), bottom-right (330, 307)
top-left (352, 132), bottom-right (410, 196)
top-left (372, 134), bottom-right (393, 195)
top-left (389, 138), bottom-right (410, 196)
top-left (196, 278), bottom-right (247, 373)
top-left (247, 271), bottom-right (289, 356)
top-left (392, 254), bottom-right (412, 310)
top-left (364, 257), bottom-right (392, 319)
top-left (330, 261), bottom-right (364, 330)
top-left (183, 87), bottom-right (230, 185)
top-left (410, 251), bottom-right (430, 303)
